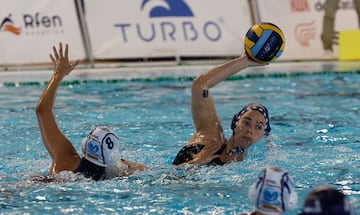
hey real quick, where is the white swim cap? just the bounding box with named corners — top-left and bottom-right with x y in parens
top-left (248, 166), bottom-right (298, 215)
top-left (81, 126), bottom-right (121, 167)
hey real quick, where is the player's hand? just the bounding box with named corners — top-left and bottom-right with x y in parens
top-left (50, 42), bottom-right (79, 78)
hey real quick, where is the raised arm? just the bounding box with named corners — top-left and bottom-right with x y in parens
top-left (36, 43), bottom-right (80, 174)
top-left (184, 54), bottom-right (266, 164)
top-left (190, 54), bottom-right (264, 137)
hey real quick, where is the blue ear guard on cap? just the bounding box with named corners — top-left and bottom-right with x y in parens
top-left (231, 104), bottom-right (271, 136)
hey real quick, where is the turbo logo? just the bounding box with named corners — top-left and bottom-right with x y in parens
top-left (114, 0), bottom-right (222, 43)
top-left (141, 0), bottom-right (194, 17)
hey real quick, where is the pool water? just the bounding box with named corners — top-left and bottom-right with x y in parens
top-left (0, 72), bottom-right (359, 214)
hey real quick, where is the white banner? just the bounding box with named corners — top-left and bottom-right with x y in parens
top-left (85, 0), bottom-right (253, 59)
top-left (0, 0), bottom-right (85, 65)
top-left (257, 0), bottom-right (359, 60)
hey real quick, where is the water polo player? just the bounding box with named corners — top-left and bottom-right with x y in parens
top-left (172, 53), bottom-right (270, 165)
top-left (36, 43), bottom-right (146, 181)
top-left (239, 166), bottom-right (298, 215)
top-left (299, 185), bottom-right (356, 215)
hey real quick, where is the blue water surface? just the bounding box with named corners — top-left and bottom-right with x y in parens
top-left (0, 72), bottom-right (359, 214)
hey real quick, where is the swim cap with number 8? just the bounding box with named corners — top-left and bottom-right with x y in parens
top-left (81, 126), bottom-right (121, 167)
top-left (244, 22), bottom-right (285, 63)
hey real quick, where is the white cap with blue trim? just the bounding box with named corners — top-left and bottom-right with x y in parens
top-left (81, 126), bottom-right (121, 167)
top-left (248, 166), bottom-right (298, 215)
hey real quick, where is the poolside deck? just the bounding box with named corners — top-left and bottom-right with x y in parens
top-left (1, 60), bottom-right (360, 85)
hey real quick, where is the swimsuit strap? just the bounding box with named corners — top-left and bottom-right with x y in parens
top-left (226, 146), bottom-right (245, 156)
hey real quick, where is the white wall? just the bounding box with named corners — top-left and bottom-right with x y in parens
top-left (1, 0), bottom-right (359, 66)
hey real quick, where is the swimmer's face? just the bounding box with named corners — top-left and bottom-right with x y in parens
top-left (234, 110), bottom-right (266, 148)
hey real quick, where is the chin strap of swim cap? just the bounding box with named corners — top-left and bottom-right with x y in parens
top-left (248, 166), bottom-right (298, 214)
top-left (231, 105), bottom-right (271, 136)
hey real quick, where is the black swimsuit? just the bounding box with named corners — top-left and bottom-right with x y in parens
top-left (30, 157), bottom-right (106, 183)
top-left (73, 157), bottom-right (106, 181)
top-left (172, 144), bottom-right (227, 165)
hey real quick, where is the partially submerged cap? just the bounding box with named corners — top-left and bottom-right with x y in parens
top-left (299, 186), bottom-right (356, 215)
top-left (248, 166), bottom-right (297, 215)
top-left (81, 126), bottom-right (121, 167)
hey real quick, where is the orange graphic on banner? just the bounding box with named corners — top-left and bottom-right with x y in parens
top-left (1, 15), bottom-right (22, 35)
top-left (294, 21), bottom-right (316, 47)
top-left (4, 24), bottom-right (21, 35)
top-left (291, 0), bottom-right (310, 12)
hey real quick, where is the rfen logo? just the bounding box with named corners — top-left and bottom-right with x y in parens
top-left (0, 14), bottom-right (21, 35)
top-left (0, 12), bottom-right (63, 36)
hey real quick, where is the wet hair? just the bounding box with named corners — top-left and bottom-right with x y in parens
top-left (73, 157), bottom-right (106, 181)
top-left (231, 103), bottom-right (271, 136)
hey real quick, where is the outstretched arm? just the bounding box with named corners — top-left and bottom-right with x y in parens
top-left (191, 53), bottom-right (265, 135)
top-left (121, 159), bottom-right (148, 172)
top-left (186, 54), bottom-right (265, 164)
top-left (36, 43), bottom-right (81, 174)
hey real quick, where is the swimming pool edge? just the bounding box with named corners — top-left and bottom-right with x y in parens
top-left (1, 60), bottom-right (360, 86)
